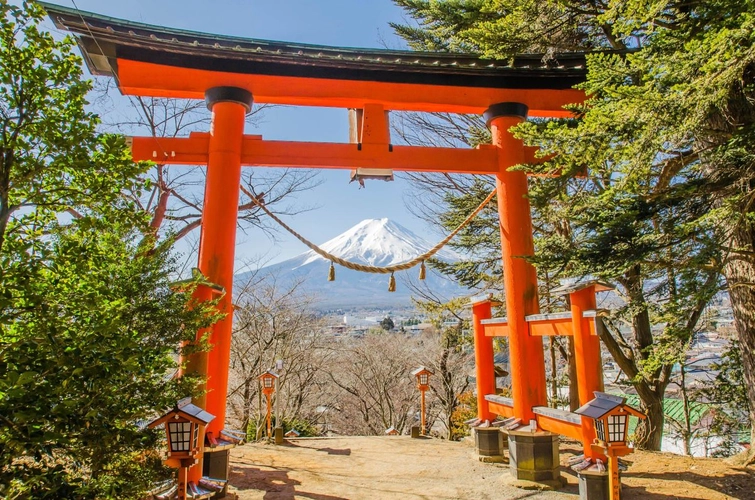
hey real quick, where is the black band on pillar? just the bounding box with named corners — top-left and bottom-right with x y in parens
top-left (483, 102), bottom-right (528, 128)
top-left (205, 87), bottom-right (254, 113)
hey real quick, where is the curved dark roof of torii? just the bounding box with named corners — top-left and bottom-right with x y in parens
top-left (41, 2), bottom-right (592, 91)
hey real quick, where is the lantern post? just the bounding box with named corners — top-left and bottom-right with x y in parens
top-left (575, 392), bottom-right (646, 500)
top-left (147, 399), bottom-right (215, 500)
top-left (411, 366), bottom-right (433, 436)
top-left (258, 370), bottom-right (279, 440)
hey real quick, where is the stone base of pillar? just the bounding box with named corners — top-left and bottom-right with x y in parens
top-left (274, 427), bottom-right (284, 445)
top-left (507, 430), bottom-right (561, 487)
top-left (203, 449), bottom-right (231, 498)
top-left (577, 469), bottom-right (610, 499)
top-left (474, 427), bottom-right (507, 463)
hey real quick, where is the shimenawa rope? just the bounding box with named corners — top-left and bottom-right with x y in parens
top-left (249, 188), bottom-right (497, 289)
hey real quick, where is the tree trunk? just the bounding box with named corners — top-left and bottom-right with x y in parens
top-left (635, 383), bottom-right (665, 450)
top-left (701, 66), bottom-right (755, 461)
top-left (439, 346), bottom-right (453, 439)
top-left (0, 150), bottom-right (12, 256)
top-left (680, 364), bottom-right (693, 456)
top-left (722, 224), bottom-right (755, 452)
top-left (556, 338), bottom-right (579, 411)
top-left (241, 378), bottom-right (252, 435)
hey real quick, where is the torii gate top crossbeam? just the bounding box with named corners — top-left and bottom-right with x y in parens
top-left (41, 2), bottom-right (596, 116)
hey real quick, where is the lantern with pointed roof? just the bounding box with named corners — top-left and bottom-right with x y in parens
top-left (575, 392), bottom-right (645, 452)
top-left (411, 366), bottom-right (433, 391)
top-left (411, 366), bottom-right (433, 436)
top-left (148, 398), bottom-right (215, 463)
top-left (258, 370), bottom-right (279, 395)
top-left (258, 370), bottom-right (279, 439)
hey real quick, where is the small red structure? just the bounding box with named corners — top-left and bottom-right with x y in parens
top-left (148, 399), bottom-right (215, 500)
top-left (284, 429), bottom-right (300, 438)
top-left (258, 370), bottom-right (279, 439)
top-left (474, 281), bottom-right (616, 452)
top-left (411, 366), bottom-right (433, 436)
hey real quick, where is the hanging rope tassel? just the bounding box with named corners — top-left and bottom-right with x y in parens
top-left (388, 272), bottom-right (396, 292)
top-left (328, 262), bottom-right (336, 281)
top-left (419, 261), bottom-right (426, 280)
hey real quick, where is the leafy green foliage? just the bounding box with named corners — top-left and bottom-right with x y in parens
top-left (449, 390), bottom-right (476, 441)
top-left (514, 0), bottom-right (755, 447)
top-left (0, 2), bottom-right (146, 252)
top-left (391, 0), bottom-right (616, 55)
top-left (1, 219), bottom-right (215, 498)
top-left (380, 316), bottom-right (395, 331)
top-left (0, 2), bottom-right (218, 497)
top-left (429, 180), bottom-right (502, 289)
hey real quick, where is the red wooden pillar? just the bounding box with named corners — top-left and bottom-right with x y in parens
top-left (181, 283), bottom-right (215, 483)
top-left (181, 284), bottom-right (213, 396)
top-left (486, 103), bottom-right (546, 421)
top-left (185, 87), bottom-right (251, 483)
top-left (472, 297), bottom-right (496, 421)
top-left (199, 87), bottom-right (252, 434)
top-left (570, 285), bottom-right (604, 458)
top-left (177, 464), bottom-right (188, 500)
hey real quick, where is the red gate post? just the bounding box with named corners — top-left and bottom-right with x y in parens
top-left (471, 296), bottom-right (496, 422)
top-left (181, 283), bottom-right (215, 485)
top-left (201, 87), bottom-right (252, 431)
top-left (471, 296), bottom-right (509, 462)
top-left (486, 103), bottom-right (558, 485)
top-left (191, 87), bottom-right (253, 485)
top-left (569, 283), bottom-right (606, 461)
top-left (485, 103), bottom-right (546, 420)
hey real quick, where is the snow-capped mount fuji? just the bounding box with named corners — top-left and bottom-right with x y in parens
top-left (237, 219), bottom-right (469, 309)
top-left (297, 218), bottom-right (461, 268)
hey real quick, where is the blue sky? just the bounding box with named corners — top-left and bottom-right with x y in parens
top-left (44, 1), bottom-right (442, 269)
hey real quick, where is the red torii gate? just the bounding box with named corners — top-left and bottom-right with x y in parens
top-left (44, 1), bottom-right (610, 491)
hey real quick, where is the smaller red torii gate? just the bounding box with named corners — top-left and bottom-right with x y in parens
top-left (472, 280), bottom-right (613, 463)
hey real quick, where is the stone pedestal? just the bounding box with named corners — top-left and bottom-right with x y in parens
top-left (474, 427), bottom-right (506, 462)
top-left (577, 469), bottom-right (610, 499)
top-left (274, 427), bottom-right (284, 445)
top-left (507, 430), bottom-right (561, 485)
top-left (411, 425), bottom-right (421, 438)
top-left (203, 449), bottom-right (230, 497)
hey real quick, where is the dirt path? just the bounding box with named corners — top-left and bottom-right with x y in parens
top-left (227, 436), bottom-right (755, 500)
top-left (618, 449), bottom-right (754, 499)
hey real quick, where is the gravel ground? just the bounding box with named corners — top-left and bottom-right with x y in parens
top-left (226, 436), bottom-right (754, 500)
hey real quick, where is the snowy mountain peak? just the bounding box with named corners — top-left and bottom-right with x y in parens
top-left (297, 218), bottom-right (458, 268)
top-left (241, 218), bottom-right (469, 309)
